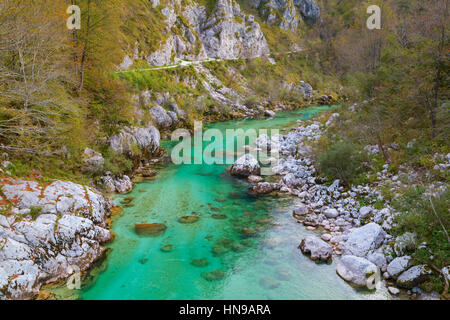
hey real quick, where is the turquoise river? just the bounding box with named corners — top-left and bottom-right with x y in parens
top-left (80, 106), bottom-right (391, 300)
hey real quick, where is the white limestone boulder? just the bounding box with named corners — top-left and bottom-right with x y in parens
top-left (343, 223), bottom-right (385, 257)
top-left (336, 255), bottom-right (378, 287)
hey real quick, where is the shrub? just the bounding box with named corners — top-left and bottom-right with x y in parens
top-left (317, 140), bottom-right (363, 185)
top-left (392, 187), bottom-right (450, 269)
top-left (243, 95), bottom-right (259, 109)
top-left (103, 151), bottom-right (133, 176)
top-left (29, 206), bottom-right (42, 220)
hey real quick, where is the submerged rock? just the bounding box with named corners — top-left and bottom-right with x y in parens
top-left (178, 216), bottom-right (200, 224)
top-left (120, 196), bottom-right (134, 204)
top-left (241, 227), bottom-right (258, 238)
top-left (135, 223), bottom-right (167, 236)
top-left (201, 270), bottom-right (226, 281)
top-left (211, 214), bottom-right (227, 220)
top-left (191, 258), bottom-right (208, 267)
top-left (299, 236), bottom-right (333, 262)
top-left (275, 266), bottom-right (292, 281)
top-left (230, 154), bottom-right (260, 177)
top-left (230, 243), bottom-right (245, 252)
top-left (160, 244), bottom-right (174, 252)
top-left (259, 276), bottom-right (280, 289)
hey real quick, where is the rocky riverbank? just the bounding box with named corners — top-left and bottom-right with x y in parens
top-left (0, 179), bottom-right (112, 299)
top-left (230, 109), bottom-right (449, 300)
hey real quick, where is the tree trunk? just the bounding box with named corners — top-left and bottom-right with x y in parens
top-left (376, 132), bottom-right (390, 163)
top-left (430, 0), bottom-right (447, 139)
top-left (78, 0), bottom-right (91, 91)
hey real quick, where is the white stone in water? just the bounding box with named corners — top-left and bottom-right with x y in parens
top-left (299, 236), bottom-right (333, 261)
top-left (230, 154), bottom-right (261, 177)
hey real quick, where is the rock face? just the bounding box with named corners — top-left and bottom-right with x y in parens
top-left (294, 0), bottom-right (320, 24)
top-left (251, 0), bottom-right (320, 32)
top-left (149, 106), bottom-right (175, 129)
top-left (109, 125), bottom-right (161, 158)
top-left (199, 0), bottom-right (270, 60)
top-left (230, 154), bottom-right (261, 177)
top-left (299, 236), bottom-right (333, 261)
top-left (0, 179), bottom-right (111, 300)
top-left (343, 223), bottom-right (385, 257)
top-left (336, 255), bottom-right (378, 287)
top-left (124, 0), bottom-right (271, 68)
top-left (396, 265), bottom-right (432, 289)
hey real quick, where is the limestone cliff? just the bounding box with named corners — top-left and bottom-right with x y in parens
top-left (122, 0), bottom-right (272, 68)
top-left (250, 0), bottom-right (320, 32)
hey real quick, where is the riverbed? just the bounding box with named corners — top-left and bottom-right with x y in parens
top-left (80, 106), bottom-right (390, 300)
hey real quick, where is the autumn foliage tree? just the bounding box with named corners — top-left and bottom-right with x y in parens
top-left (0, 0), bottom-right (79, 156)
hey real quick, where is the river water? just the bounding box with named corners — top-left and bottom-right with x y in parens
top-left (80, 106), bottom-right (390, 300)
